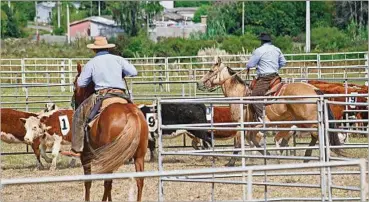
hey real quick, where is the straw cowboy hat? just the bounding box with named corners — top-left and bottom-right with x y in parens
top-left (87, 36), bottom-right (116, 49)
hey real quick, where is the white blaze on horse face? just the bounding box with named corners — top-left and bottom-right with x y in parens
top-left (21, 117), bottom-right (44, 144)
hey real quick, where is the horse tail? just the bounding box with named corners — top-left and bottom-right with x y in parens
top-left (92, 110), bottom-right (141, 174)
top-left (314, 89), bottom-right (346, 156)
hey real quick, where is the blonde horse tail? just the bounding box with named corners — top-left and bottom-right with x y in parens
top-left (92, 112), bottom-right (141, 174)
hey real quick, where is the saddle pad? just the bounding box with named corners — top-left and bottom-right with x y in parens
top-left (88, 97), bottom-right (128, 128)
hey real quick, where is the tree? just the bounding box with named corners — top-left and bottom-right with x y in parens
top-left (174, 1), bottom-right (210, 8)
top-left (110, 2), bottom-right (143, 37)
top-left (193, 5), bottom-right (210, 23)
top-left (13, 2), bottom-right (36, 22)
top-left (143, 2), bottom-right (163, 26)
top-left (1, 5), bottom-right (21, 38)
top-left (1, 10), bottom-right (8, 38)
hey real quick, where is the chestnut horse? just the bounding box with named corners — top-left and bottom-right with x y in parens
top-left (73, 63), bottom-right (148, 202)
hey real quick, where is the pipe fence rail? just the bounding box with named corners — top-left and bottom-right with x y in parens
top-left (1, 51), bottom-right (368, 93)
top-left (1, 94), bottom-right (369, 201)
top-left (1, 52), bottom-right (369, 201)
top-left (154, 95), bottom-right (369, 201)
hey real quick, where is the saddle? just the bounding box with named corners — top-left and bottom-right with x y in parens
top-left (86, 89), bottom-right (132, 128)
top-left (250, 76), bottom-right (285, 96)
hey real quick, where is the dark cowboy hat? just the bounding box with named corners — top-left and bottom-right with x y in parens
top-left (259, 32), bottom-right (272, 42)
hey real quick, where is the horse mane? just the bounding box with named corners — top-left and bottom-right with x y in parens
top-left (227, 67), bottom-right (245, 85)
top-left (74, 63), bottom-right (96, 107)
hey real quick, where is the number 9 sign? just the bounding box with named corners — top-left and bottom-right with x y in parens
top-left (146, 113), bottom-right (158, 132)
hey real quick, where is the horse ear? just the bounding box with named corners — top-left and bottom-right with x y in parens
top-left (214, 56), bottom-right (221, 65)
top-left (77, 62), bottom-right (82, 74)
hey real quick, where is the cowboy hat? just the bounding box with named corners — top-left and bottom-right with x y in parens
top-left (259, 32), bottom-right (272, 42)
top-left (87, 36), bottom-right (116, 49)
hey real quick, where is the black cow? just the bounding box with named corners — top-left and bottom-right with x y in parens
top-left (138, 103), bottom-right (212, 162)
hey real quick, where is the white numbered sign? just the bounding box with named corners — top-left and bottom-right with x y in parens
top-left (58, 115), bottom-right (70, 136)
top-left (206, 106), bottom-right (212, 122)
top-left (349, 92), bottom-right (358, 109)
top-left (146, 113), bottom-right (158, 132)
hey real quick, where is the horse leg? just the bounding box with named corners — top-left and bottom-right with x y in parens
top-left (303, 133), bottom-right (318, 163)
top-left (134, 157), bottom-right (145, 202)
top-left (81, 154), bottom-right (92, 202)
top-left (225, 133), bottom-right (240, 167)
top-left (252, 131), bottom-right (270, 156)
top-left (102, 177), bottom-right (113, 202)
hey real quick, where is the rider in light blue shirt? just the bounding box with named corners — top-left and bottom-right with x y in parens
top-left (246, 33), bottom-right (287, 121)
top-left (77, 51), bottom-right (137, 91)
top-left (62, 36), bottom-right (138, 157)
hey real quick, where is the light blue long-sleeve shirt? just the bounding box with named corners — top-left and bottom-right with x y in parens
top-left (246, 42), bottom-right (287, 76)
top-left (77, 51), bottom-right (137, 91)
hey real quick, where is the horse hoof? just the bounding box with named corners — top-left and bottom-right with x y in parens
top-left (225, 161), bottom-right (235, 167)
top-left (149, 158), bottom-right (157, 163)
top-left (68, 159), bottom-right (77, 168)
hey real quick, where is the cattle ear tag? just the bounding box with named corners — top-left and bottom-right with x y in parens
top-left (58, 115), bottom-right (70, 136)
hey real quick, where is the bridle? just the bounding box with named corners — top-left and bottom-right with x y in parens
top-left (202, 62), bottom-right (249, 87)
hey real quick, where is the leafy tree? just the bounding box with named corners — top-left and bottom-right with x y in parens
top-left (1, 9), bottom-right (8, 38)
top-left (13, 2), bottom-right (35, 22)
top-left (142, 2), bottom-right (163, 26)
top-left (110, 2), bottom-right (142, 36)
top-left (193, 5), bottom-right (210, 23)
top-left (1, 5), bottom-right (21, 38)
top-left (174, 1), bottom-right (211, 8)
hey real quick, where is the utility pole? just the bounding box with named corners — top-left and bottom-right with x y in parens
top-left (35, 1), bottom-right (39, 43)
top-left (98, 1), bottom-right (101, 16)
top-left (306, 0), bottom-right (311, 53)
top-left (90, 1), bottom-right (93, 16)
top-left (67, 3), bottom-right (70, 44)
top-left (8, 1), bottom-right (11, 8)
top-left (242, 1), bottom-right (245, 35)
top-left (57, 1), bottom-right (61, 28)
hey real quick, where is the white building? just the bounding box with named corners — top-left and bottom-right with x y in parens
top-left (35, 2), bottom-right (56, 25)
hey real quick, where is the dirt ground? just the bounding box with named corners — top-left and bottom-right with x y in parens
top-left (1, 137), bottom-right (367, 202)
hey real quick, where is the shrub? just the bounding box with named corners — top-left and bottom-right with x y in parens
top-left (53, 27), bottom-right (65, 35)
top-left (311, 27), bottom-right (350, 52)
top-left (273, 35), bottom-right (293, 52)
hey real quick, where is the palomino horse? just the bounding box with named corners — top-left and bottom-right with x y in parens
top-left (197, 57), bottom-right (344, 166)
top-left (73, 63), bottom-right (148, 202)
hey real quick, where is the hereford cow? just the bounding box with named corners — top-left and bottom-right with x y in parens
top-left (1, 103), bottom-right (58, 169)
top-left (138, 102), bottom-right (212, 161)
top-left (21, 109), bottom-right (75, 170)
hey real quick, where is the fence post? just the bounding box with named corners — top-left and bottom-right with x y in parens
top-left (365, 53), bottom-right (368, 83)
top-left (61, 61), bottom-right (66, 92)
top-left (317, 97), bottom-right (327, 200)
top-left (21, 59), bottom-right (26, 92)
top-left (68, 59), bottom-right (73, 92)
top-left (165, 58), bottom-right (169, 92)
top-left (317, 54), bottom-right (321, 79)
top-left (25, 87), bottom-right (29, 112)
